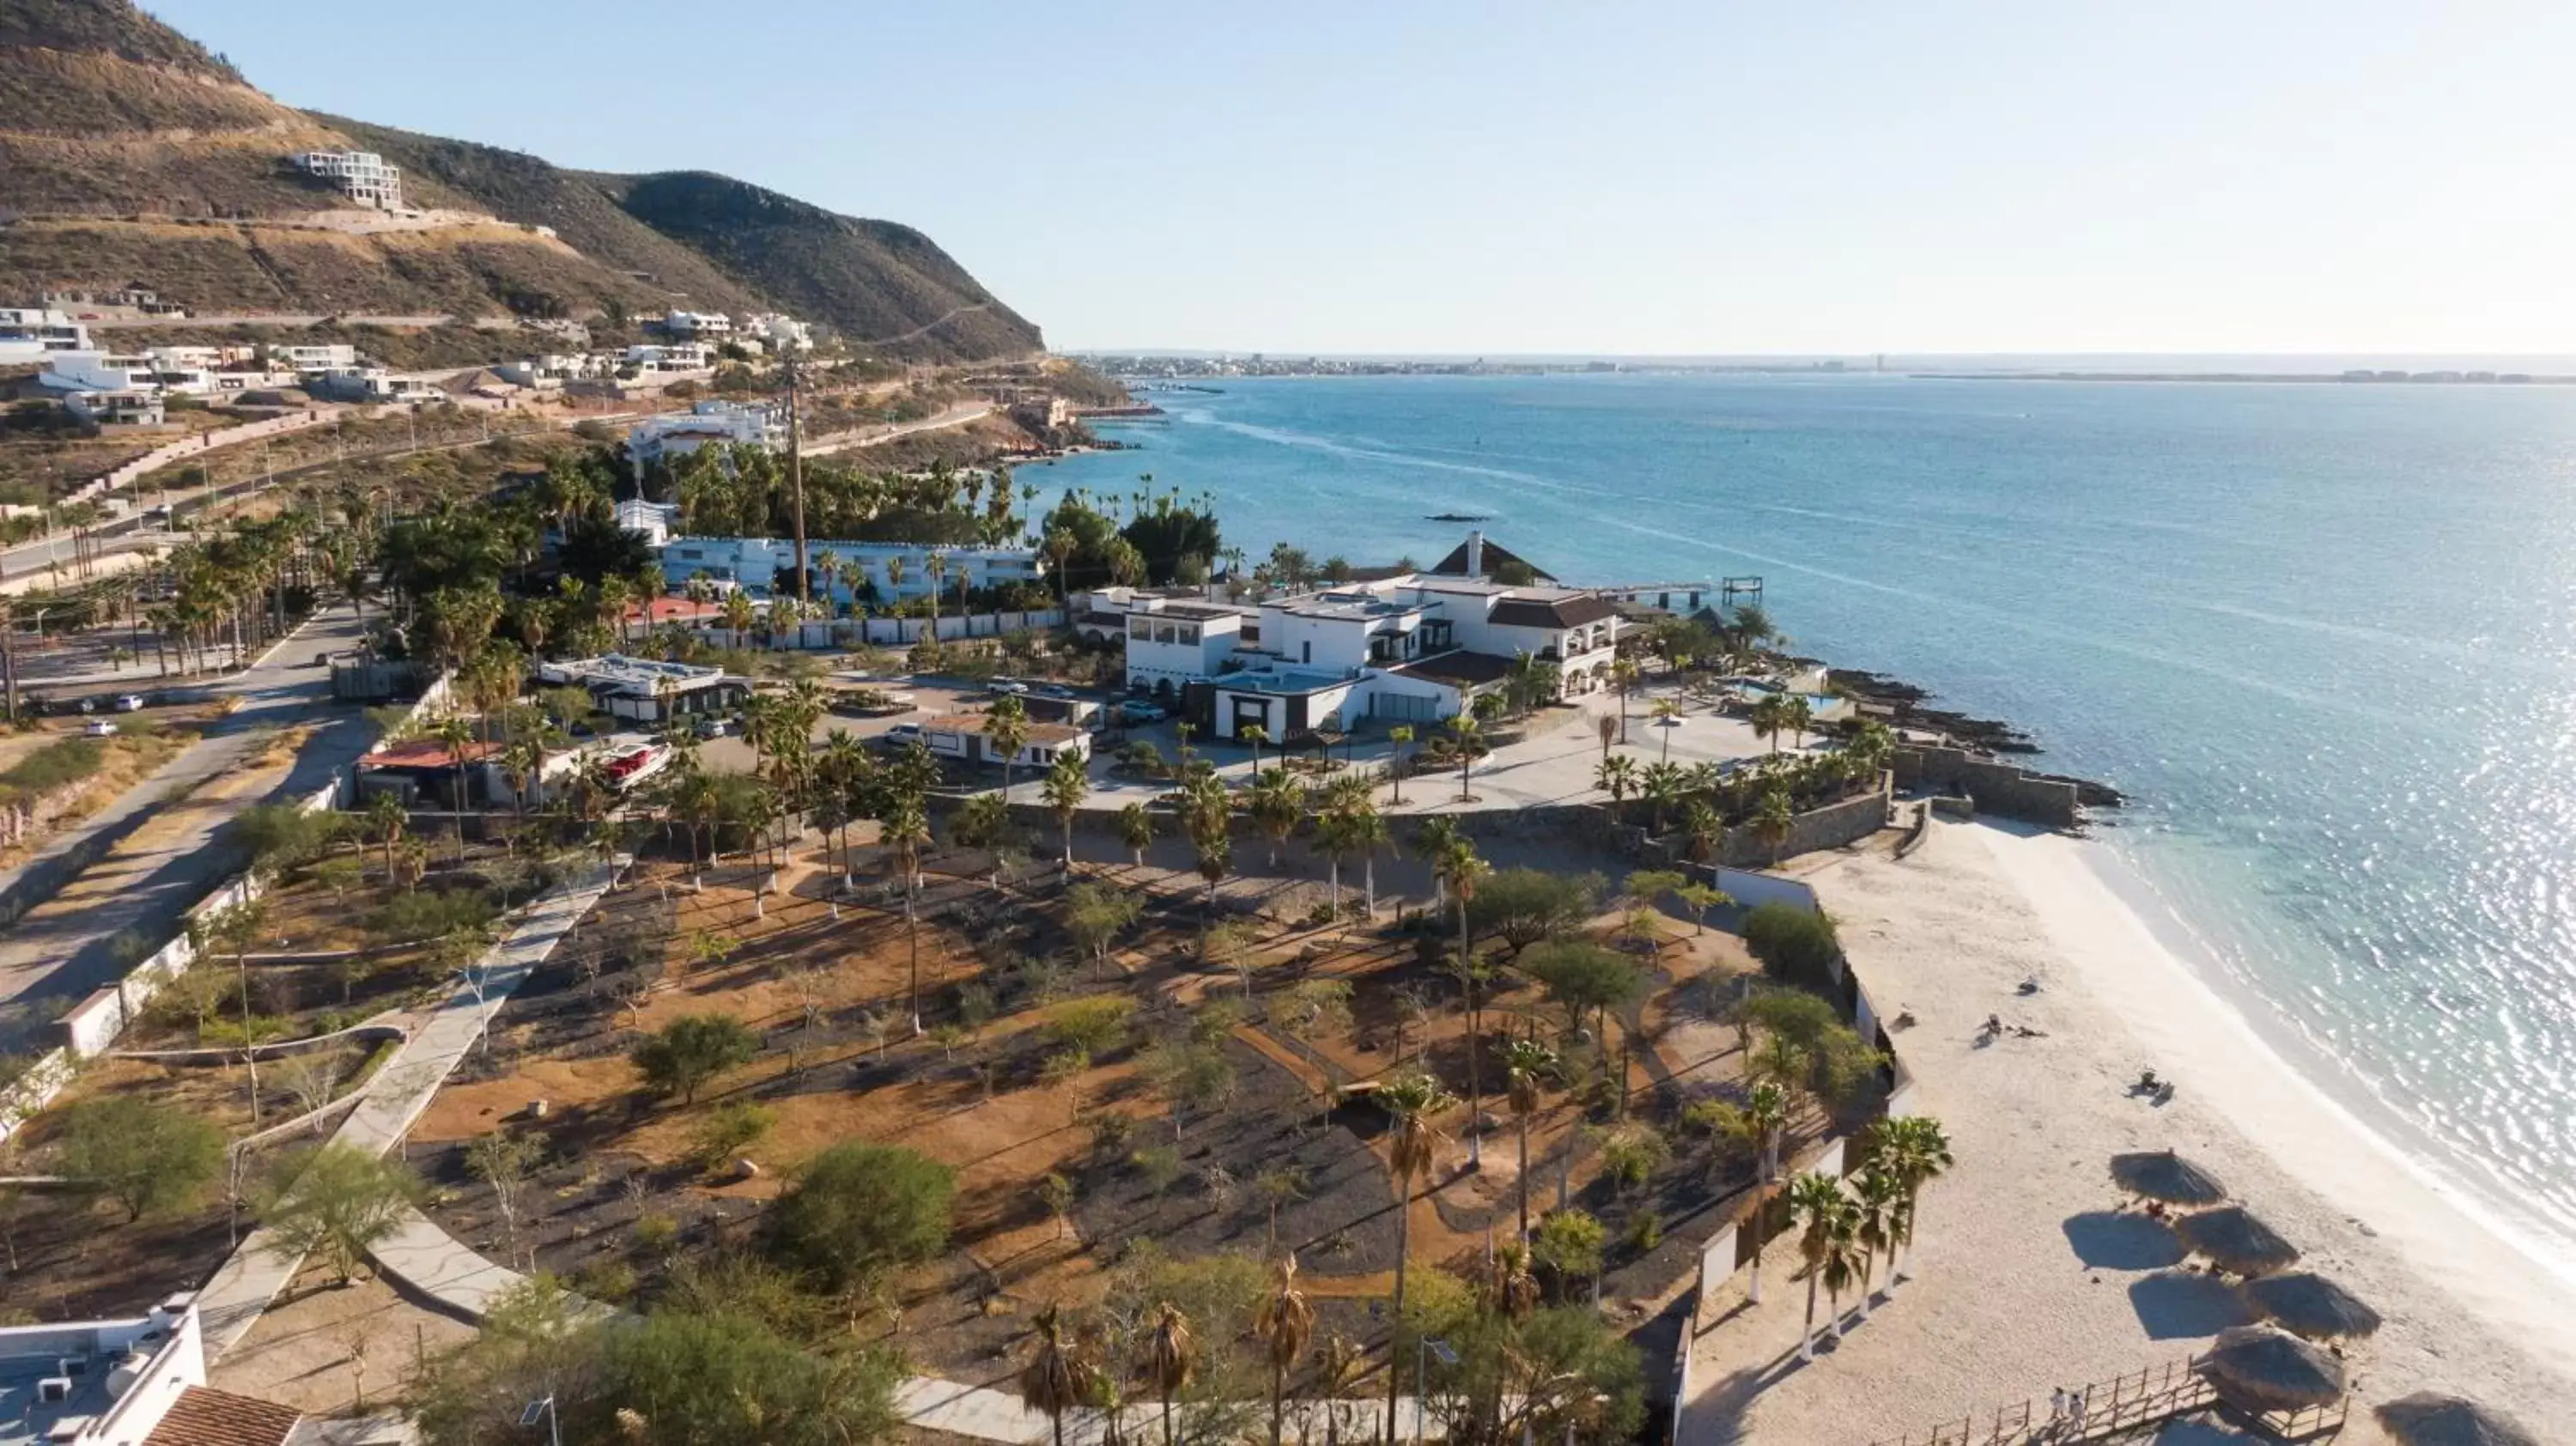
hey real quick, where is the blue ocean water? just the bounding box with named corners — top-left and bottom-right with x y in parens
top-left (1035, 374), bottom-right (2576, 1247)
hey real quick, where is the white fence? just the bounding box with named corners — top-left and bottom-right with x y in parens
top-left (0, 674), bottom-right (452, 1145)
top-left (68, 409), bottom-right (327, 506)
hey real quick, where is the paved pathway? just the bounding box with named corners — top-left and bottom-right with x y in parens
top-left (195, 865), bottom-right (615, 1360)
top-left (0, 609), bottom-right (380, 1051)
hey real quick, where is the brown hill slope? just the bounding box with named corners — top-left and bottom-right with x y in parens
top-left (0, 0), bottom-right (1042, 359)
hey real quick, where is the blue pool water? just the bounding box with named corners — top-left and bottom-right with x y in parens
top-left (1032, 372), bottom-right (2576, 1251)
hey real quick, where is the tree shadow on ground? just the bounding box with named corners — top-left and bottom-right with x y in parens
top-left (2063, 1210), bottom-right (2184, 1269)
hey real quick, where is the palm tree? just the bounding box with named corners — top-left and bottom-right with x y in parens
top-left (1146, 1303), bottom-right (1195, 1446)
top-left (1253, 1256), bottom-right (1315, 1446)
top-left (986, 694), bottom-right (1031, 797)
top-left (1248, 767), bottom-right (1303, 868)
top-left (1117, 800), bottom-right (1155, 866)
top-left (1431, 837), bottom-right (1489, 1166)
top-left (1021, 1303), bottom-right (1084, 1446)
top-left (1498, 1038), bottom-right (1557, 1241)
top-left (367, 791), bottom-right (406, 884)
top-left (1786, 1172), bottom-right (1850, 1360)
top-left (1042, 747), bottom-right (1089, 866)
top-left (1346, 796), bottom-right (1390, 917)
top-left (1373, 1071), bottom-right (1453, 1446)
top-left (721, 588), bottom-right (756, 648)
top-left (1240, 721), bottom-right (1269, 778)
top-left (1782, 694), bottom-right (1814, 750)
top-left (1744, 1083), bottom-right (1789, 1304)
top-left (1843, 717), bottom-right (1895, 781)
top-left (1608, 657), bottom-right (1640, 744)
top-left (432, 715), bottom-right (477, 861)
top-left (1385, 724), bottom-right (1413, 804)
top-left (1869, 1115), bottom-right (1953, 1285)
top-left (1819, 1198), bottom-right (1866, 1345)
top-left (1639, 761), bottom-right (1686, 834)
top-left (1443, 714), bottom-right (1483, 801)
top-left (1753, 787), bottom-right (1796, 865)
top-left (884, 794), bottom-right (933, 1033)
top-left (1593, 753), bottom-right (1637, 813)
top-left (926, 551), bottom-right (950, 638)
top-left (1649, 697), bottom-right (1681, 762)
top-left (1849, 1165), bottom-right (1903, 1317)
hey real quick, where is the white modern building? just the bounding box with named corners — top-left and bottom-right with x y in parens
top-left (0, 1295), bottom-right (230, 1445)
top-left (920, 712), bottom-right (1091, 770)
top-left (657, 310), bottom-right (732, 338)
top-left (0, 307), bottom-right (91, 362)
top-left (741, 313), bottom-right (812, 351)
top-left (1122, 565), bottom-right (1625, 741)
top-left (64, 389), bottom-right (167, 427)
top-left (268, 342), bottom-right (359, 372)
top-left (292, 149), bottom-right (404, 210)
top-left (622, 342), bottom-right (714, 373)
top-left (534, 654), bottom-right (748, 724)
top-left (658, 536), bottom-right (1046, 604)
top-left (614, 497), bottom-right (682, 547)
top-left (495, 353), bottom-right (593, 388)
top-left (37, 349), bottom-right (216, 397)
top-left (627, 399), bottom-right (782, 480)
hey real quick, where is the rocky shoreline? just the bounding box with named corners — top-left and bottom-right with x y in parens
top-left (1828, 667), bottom-right (2127, 809)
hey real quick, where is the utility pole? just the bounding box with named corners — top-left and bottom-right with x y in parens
top-left (787, 354), bottom-right (810, 610)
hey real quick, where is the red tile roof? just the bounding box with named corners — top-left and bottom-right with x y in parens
top-left (358, 737), bottom-right (501, 770)
top-left (624, 596), bottom-right (730, 624)
top-left (143, 1387), bottom-right (303, 1446)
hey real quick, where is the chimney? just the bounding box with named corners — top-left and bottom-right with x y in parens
top-left (1465, 530), bottom-right (1485, 578)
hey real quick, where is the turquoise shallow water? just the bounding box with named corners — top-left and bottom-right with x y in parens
top-left (1036, 373), bottom-right (2576, 1249)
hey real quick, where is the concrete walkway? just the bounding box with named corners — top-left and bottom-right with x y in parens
top-left (195, 864), bottom-right (616, 1360)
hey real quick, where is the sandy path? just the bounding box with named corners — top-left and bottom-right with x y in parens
top-left (1680, 819), bottom-right (2575, 1445)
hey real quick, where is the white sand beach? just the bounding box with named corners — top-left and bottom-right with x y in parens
top-left (1681, 819), bottom-right (2576, 1445)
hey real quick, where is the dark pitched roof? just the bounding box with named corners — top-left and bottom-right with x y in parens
top-left (1396, 650), bottom-right (1516, 689)
top-left (1428, 538), bottom-right (1556, 582)
top-left (1487, 593), bottom-right (1618, 629)
top-left (144, 1387), bottom-right (304, 1446)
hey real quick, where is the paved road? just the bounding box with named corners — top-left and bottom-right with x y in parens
top-left (0, 607), bottom-right (380, 1051)
top-left (803, 401), bottom-right (994, 458)
top-left (197, 866), bottom-right (614, 1358)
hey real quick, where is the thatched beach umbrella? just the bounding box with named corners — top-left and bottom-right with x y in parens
top-left (2374, 1393), bottom-right (2543, 1446)
top-left (2110, 1150), bottom-right (2227, 1206)
top-left (2177, 1205), bottom-right (2300, 1277)
top-left (2243, 1272), bottom-right (2382, 1340)
top-left (2195, 1325), bottom-right (2347, 1413)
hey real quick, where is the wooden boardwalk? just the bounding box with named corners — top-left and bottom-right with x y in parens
top-left (1868, 1358), bottom-right (2348, 1445)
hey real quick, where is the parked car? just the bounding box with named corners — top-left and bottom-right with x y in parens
top-left (880, 722), bottom-right (924, 747)
top-left (693, 715), bottom-right (736, 739)
top-left (83, 720), bottom-right (118, 738)
top-left (987, 679), bottom-right (1030, 696)
top-left (1119, 701), bottom-right (1170, 724)
top-left (1035, 684), bottom-right (1077, 700)
top-left (112, 694), bottom-right (144, 712)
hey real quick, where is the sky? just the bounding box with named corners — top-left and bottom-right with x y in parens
top-left (152, 0), bottom-right (2576, 356)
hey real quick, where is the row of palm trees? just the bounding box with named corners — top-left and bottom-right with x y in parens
top-left (1780, 1115), bottom-right (1953, 1359)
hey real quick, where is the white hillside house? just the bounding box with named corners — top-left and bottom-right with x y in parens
top-left (292, 149), bottom-right (404, 210)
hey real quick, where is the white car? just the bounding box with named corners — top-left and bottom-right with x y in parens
top-left (83, 720), bottom-right (118, 738)
top-left (113, 694), bottom-right (145, 712)
top-left (881, 723), bottom-right (924, 746)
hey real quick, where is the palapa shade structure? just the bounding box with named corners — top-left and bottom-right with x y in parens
top-left (2177, 1205), bottom-right (2300, 1276)
top-left (2195, 1325), bottom-right (2347, 1413)
top-left (2373, 1393), bottom-right (2543, 1446)
top-left (2243, 1272), bottom-right (2382, 1340)
top-left (2110, 1150), bottom-right (2228, 1206)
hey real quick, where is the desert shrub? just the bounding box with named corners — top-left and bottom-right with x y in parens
top-left (53, 1096), bottom-right (222, 1222)
top-left (762, 1143), bottom-right (954, 1293)
top-left (633, 1212), bottom-right (681, 1256)
top-left (1741, 902), bottom-right (1840, 986)
top-left (630, 1013), bottom-right (761, 1104)
top-left (688, 1101), bottom-right (775, 1171)
top-left (1043, 995), bottom-right (1135, 1056)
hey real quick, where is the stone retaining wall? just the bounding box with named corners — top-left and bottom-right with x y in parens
top-left (1893, 744), bottom-right (2082, 829)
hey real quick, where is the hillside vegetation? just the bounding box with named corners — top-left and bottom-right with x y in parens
top-left (0, 0), bottom-right (1041, 361)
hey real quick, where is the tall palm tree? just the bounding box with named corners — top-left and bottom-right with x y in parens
top-left (1248, 767), bottom-right (1303, 868)
top-left (1849, 1165), bottom-right (1903, 1317)
top-left (1240, 722), bottom-right (1269, 778)
top-left (1385, 724), bottom-right (1413, 804)
top-left (1254, 1256), bottom-right (1316, 1446)
top-left (1117, 800), bottom-right (1155, 866)
top-left (1593, 753), bottom-right (1638, 813)
top-left (1146, 1303), bottom-right (1196, 1446)
top-left (1443, 714), bottom-right (1484, 801)
top-left (1373, 1071), bottom-right (1453, 1446)
top-left (1432, 837), bottom-right (1490, 1167)
top-left (1753, 787), bottom-right (1796, 865)
top-left (1870, 1115), bottom-right (1953, 1285)
top-left (1021, 1303), bottom-right (1084, 1446)
top-left (1346, 796), bottom-right (1389, 917)
top-left (1649, 697), bottom-right (1682, 762)
top-left (1608, 658), bottom-right (1639, 744)
top-left (1498, 1038), bottom-right (1557, 1241)
top-left (884, 794), bottom-right (933, 1033)
top-left (1785, 1172), bottom-right (1850, 1360)
top-left (432, 714), bottom-right (477, 862)
top-left (1042, 747), bottom-right (1090, 866)
top-left (1744, 1083), bottom-right (1789, 1304)
top-left (367, 790), bottom-right (406, 884)
top-left (987, 694), bottom-right (1031, 797)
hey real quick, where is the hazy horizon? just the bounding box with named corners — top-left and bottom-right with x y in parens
top-left (152, 0), bottom-right (2576, 356)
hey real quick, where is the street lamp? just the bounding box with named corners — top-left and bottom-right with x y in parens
top-left (1416, 1336), bottom-right (1456, 1446)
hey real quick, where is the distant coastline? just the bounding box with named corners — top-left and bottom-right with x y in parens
top-left (1918, 369), bottom-right (2576, 386)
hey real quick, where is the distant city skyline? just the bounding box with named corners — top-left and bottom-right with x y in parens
top-left (153, 0), bottom-right (2576, 356)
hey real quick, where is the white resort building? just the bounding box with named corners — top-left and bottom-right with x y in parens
top-left (1117, 550), bottom-right (1626, 740)
top-left (0, 307), bottom-right (92, 363)
top-left (627, 400), bottom-right (783, 481)
top-left (657, 537), bottom-right (1046, 605)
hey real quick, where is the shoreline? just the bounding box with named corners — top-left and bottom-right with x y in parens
top-left (2016, 829), bottom-right (2576, 1328)
top-left (1686, 818), bottom-right (2573, 1443)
